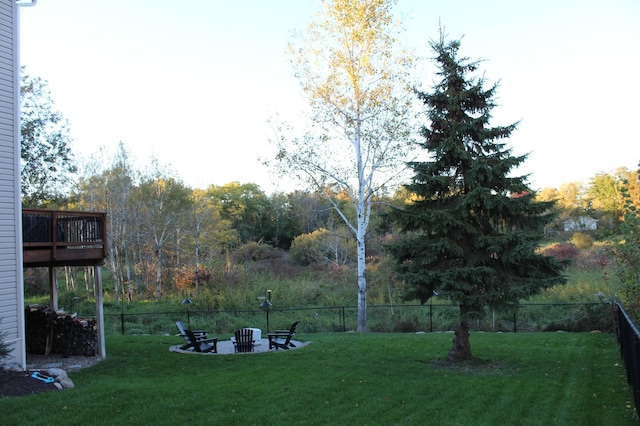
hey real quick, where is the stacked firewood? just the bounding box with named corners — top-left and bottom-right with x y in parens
top-left (25, 305), bottom-right (97, 356)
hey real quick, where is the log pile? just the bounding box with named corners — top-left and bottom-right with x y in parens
top-left (25, 306), bottom-right (97, 356)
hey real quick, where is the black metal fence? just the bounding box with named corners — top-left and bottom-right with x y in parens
top-left (614, 301), bottom-right (640, 418)
top-left (104, 302), bottom-right (613, 337)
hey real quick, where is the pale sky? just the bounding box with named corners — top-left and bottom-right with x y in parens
top-left (18, 0), bottom-right (639, 193)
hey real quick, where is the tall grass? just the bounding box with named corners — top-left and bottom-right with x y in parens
top-left (534, 269), bottom-right (613, 303)
top-left (1, 333), bottom-right (636, 425)
top-left (23, 266), bottom-right (618, 337)
top-left (24, 261), bottom-right (619, 313)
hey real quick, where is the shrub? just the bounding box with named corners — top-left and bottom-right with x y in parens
top-left (289, 228), bottom-right (356, 266)
top-left (539, 242), bottom-right (579, 262)
top-left (542, 303), bottom-right (613, 332)
top-left (570, 232), bottom-right (594, 249)
top-left (234, 242), bottom-right (280, 262)
top-left (0, 318), bottom-right (13, 363)
top-left (289, 229), bottom-right (329, 266)
top-left (174, 266), bottom-right (212, 293)
top-left (572, 246), bottom-right (611, 271)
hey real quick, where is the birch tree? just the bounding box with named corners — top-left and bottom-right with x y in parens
top-left (136, 164), bottom-right (192, 301)
top-left (76, 143), bottom-right (137, 305)
top-left (268, 0), bottom-right (415, 332)
top-left (189, 188), bottom-right (231, 295)
top-left (104, 146), bottom-right (138, 304)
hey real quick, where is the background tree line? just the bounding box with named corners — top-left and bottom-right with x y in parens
top-left (21, 119), bottom-right (639, 307)
top-left (21, 61), bottom-right (640, 307)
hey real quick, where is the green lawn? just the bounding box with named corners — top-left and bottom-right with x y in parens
top-left (1, 332), bottom-right (636, 425)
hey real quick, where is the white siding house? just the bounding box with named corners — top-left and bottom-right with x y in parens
top-left (563, 216), bottom-right (598, 232)
top-left (0, 0), bottom-right (25, 369)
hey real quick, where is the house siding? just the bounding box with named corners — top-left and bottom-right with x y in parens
top-left (0, 0), bottom-right (25, 369)
top-left (563, 216), bottom-right (598, 232)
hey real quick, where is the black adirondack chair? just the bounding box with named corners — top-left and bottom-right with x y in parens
top-left (176, 321), bottom-right (205, 348)
top-left (176, 321), bottom-right (218, 353)
top-left (232, 328), bottom-right (255, 353)
top-left (268, 321), bottom-right (299, 350)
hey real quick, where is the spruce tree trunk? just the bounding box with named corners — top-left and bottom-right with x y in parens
top-left (447, 305), bottom-right (473, 362)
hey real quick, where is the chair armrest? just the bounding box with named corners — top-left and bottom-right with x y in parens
top-left (178, 332), bottom-right (205, 339)
top-left (185, 329), bottom-right (209, 340)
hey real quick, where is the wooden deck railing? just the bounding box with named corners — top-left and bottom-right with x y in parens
top-left (22, 209), bottom-right (107, 267)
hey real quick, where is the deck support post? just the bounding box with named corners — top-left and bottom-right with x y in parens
top-left (94, 265), bottom-right (106, 358)
top-left (49, 266), bottom-right (58, 311)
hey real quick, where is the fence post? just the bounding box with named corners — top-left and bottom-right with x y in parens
top-left (121, 311), bottom-right (125, 335)
top-left (429, 304), bottom-right (433, 332)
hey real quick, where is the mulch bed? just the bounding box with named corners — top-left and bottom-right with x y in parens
top-left (1, 353), bottom-right (102, 398)
top-left (0, 371), bottom-right (58, 398)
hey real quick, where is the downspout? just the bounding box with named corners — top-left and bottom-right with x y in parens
top-left (14, 0), bottom-right (37, 371)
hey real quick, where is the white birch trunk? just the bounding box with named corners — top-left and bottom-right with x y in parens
top-left (195, 244), bottom-right (200, 295)
top-left (109, 245), bottom-right (120, 306)
top-left (155, 233), bottom-right (163, 301)
top-left (356, 228), bottom-right (367, 333)
top-left (355, 121), bottom-right (368, 333)
top-left (156, 247), bottom-right (162, 302)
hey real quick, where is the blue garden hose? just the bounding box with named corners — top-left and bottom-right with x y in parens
top-left (31, 371), bottom-right (55, 384)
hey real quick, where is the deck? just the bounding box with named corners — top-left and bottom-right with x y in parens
top-left (22, 209), bottom-right (107, 267)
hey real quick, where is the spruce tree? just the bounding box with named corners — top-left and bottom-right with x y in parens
top-left (386, 33), bottom-right (566, 362)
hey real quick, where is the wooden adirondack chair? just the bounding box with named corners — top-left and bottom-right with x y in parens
top-left (232, 328), bottom-right (255, 353)
top-left (176, 321), bottom-right (218, 353)
top-left (268, 321), bottom-right (299, 350)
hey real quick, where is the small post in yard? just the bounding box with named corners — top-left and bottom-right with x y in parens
top-left (182, 296), bottom-right (193, 329)
top-left (430, 291), bottom-right (438, 333)
top-left (260, 290), bottom-right (272, 333)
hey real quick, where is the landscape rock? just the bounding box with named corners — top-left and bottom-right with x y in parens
top-left (1, 362), bottom-right (23, 373)
top-left (46, 367), bottom-right (67, 378)
top-left (58, 376), bottom-right (75, 388)
top-left (46, 367), bottom-right (75, 388)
